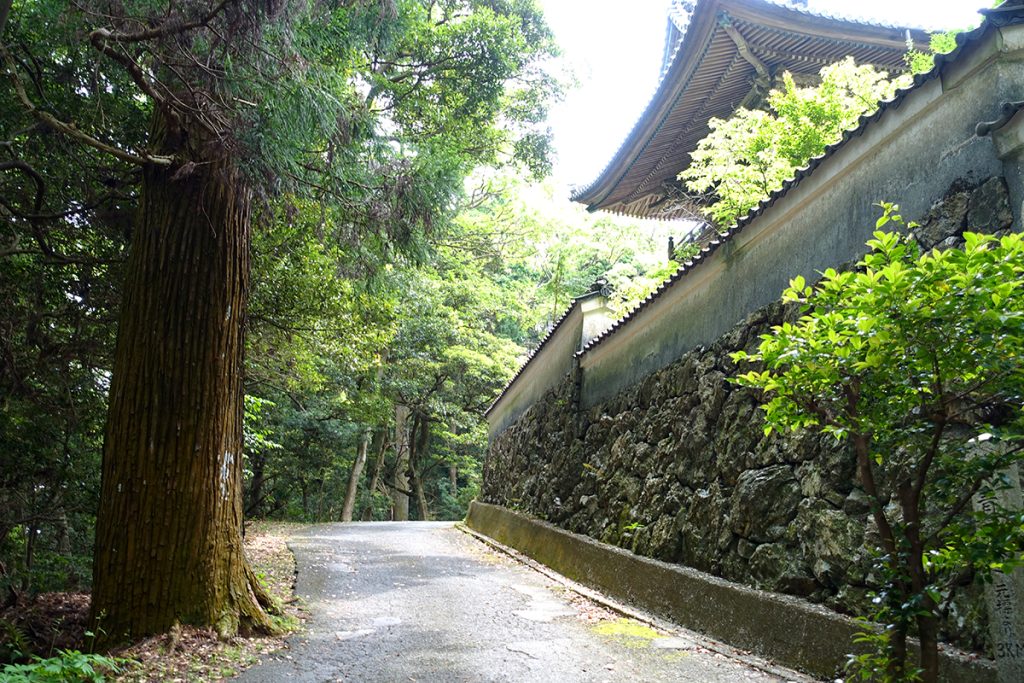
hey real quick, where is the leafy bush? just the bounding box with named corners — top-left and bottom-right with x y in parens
top-left (733, 207), bottom-right (1024, 681)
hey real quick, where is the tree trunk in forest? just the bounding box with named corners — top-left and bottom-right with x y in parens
top-left (53, 489), bottom-right (71, 556)
top-left (449, 464), bottom-right (457, 493)
top-left (361, 431), bottom-right (388, 520)
top-left (245, 452), bottom-right (267, 518)
top-left (391, 405), bottom-right (410, 521)
top-left (21, 521), bottom-right (36, 592)
top-left (409, 414), bottom-right (431, 522)
top-left (0, 1), bottom-right (11, 38)
top-left (342, 429), bottom-right (382, 522)
top-left (340, 431), bottom-right (369, 522)
top-left (91, 117), bottom-right (274, 643)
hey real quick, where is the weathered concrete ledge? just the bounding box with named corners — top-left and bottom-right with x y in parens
top-left (466, 501), bottom-right (996, 682)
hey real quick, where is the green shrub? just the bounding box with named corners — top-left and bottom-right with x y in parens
top-left (0, 650), bottom-right (126, 682)
top-left (734, 208), bottom-right (1024, 681)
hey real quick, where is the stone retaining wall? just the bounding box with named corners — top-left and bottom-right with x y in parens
top-left (481, 176), bottom-right (1016, 655)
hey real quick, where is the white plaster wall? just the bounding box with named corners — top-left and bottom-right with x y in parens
top-left (486, 307), bottom-right (583, 441)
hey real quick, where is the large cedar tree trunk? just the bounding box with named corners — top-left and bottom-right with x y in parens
top-left (91, 120), bottom-right (274, 642)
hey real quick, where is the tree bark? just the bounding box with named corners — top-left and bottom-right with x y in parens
top-left (342, 429), bottom-right (380, 522)
top-left (340, 431), bottom-right (369, 522)
top-left (887, 618), bottom-right (910, 681)
top-left (901, 482), bottom-right (939, 683)
top-left (409, 414), bottom-right (431, 521)
top-left (917, 609), bottom-right (939, 682)
top-left (91, 115), bottom-right (274, 642)
top-left (391, 405), bottom-right (410, 521)
top-left (361, 430), bottom-right (388, 520)
top-left (21, 520), bottom-right (36, 592)
top-left (0, 1), bottom-right (12, 40)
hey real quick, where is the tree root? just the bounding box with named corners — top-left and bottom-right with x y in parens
top-left (245, 561), bottom-right (283, 617)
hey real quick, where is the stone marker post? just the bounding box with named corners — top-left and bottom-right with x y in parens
top-left (972, 462), bottom-right (1024, 682)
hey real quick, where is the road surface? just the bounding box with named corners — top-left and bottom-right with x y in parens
top-left (236, 521), bottom-right (809, 683)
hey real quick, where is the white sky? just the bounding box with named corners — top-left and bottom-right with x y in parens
top-left (539, 0), bottom-right (992, 192)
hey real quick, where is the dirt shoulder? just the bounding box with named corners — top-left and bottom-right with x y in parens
top-left (114, 521), bottom-right (305, 682)
top-left (1, 521), bottom-right (304, 682)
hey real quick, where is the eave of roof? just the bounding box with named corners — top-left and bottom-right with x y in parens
top-left (576, 7), bottom-right (1021, 357)
top-left (570, 0), bottom-right (929, 220)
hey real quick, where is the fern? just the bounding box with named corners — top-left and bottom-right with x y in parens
top-left (0, 650), bottom-right (127, 682)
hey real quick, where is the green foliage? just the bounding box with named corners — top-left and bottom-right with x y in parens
top-left (681, 58), bottom-right (905, 227)
top-left (604, 239), bottom-right (700, 317)
top-left (1, 618), bottom-right (31, 664)
top-left (1, 0), bottom-right (132, 596)
top-left (903, 1), bottom-right (1010, 75)
top-left (906, 31), bottom-right (961, 75)
top-left (607, 258), bottom-right (679, 319)
top-left (733, 206), bottom-right (1024, 680)
top-left (0, 650), bottom-right (126, 682)
top-left (846, 617), bottom-right (924, 683)
top-left (1, 0), bottom-right (567, 585)
top-left (362, 0), bottom-right (561, 180)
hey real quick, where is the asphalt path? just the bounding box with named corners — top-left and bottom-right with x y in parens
top-left (235, 522), bottom-right (809, 683)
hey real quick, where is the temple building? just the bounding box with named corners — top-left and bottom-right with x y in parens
top-left (570, 0), bottom-right (927, 222)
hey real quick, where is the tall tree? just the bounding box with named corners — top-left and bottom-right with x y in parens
top-left (3, 0), bottom-right (558, 640)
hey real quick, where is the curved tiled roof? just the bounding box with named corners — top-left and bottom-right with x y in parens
top-left (570, 0), bottom-right (928, 220)
top-left (575, 8), bottom-right (1021, 357)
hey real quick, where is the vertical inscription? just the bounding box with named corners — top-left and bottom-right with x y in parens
top-left (973, 463), bottom-right (1024, 683)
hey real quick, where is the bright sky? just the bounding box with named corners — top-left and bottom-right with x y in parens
top-left (539, 0), bottom-right (991, 193)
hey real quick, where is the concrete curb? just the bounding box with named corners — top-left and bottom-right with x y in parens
top-left (465, 501), bottom-right (996, 682)
top-left (456, 522), bottom-right (816, 682)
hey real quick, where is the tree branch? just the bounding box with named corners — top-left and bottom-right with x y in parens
top-left (91, 1), bottom-right (235, 44)
top-left (0, 160), bottom-right (44, 214)
top-left (89, 29), bottom-right (166, 107)
top-left (2, 46), bottom-right (173, 167)
top-left (846, 380), bottom-right (899, 556)
top-left (913, 355), bottom-right (947, 499)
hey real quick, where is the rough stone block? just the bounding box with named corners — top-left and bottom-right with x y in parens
top-left (967, 176), bottom-right (1013, 232)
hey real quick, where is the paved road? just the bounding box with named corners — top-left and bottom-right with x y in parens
top-left (236, 522), bottom-right (808, 683)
